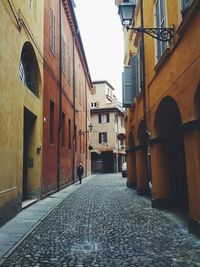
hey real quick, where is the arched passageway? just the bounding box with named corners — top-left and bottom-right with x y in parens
top-left (136, 120), bottom-right (149, 195)
top-left (126, 131), bottom-right (137, 188)
top-left (154, 96), bottom-right (189, 212)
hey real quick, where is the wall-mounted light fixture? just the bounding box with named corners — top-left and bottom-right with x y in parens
top-left (80, 122), bottom-right (93, 135)
top-left (118, 2), bottom-right (174, 43)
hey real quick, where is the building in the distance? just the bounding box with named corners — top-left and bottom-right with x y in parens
top-left (89, 81), bottom-right (125, 173)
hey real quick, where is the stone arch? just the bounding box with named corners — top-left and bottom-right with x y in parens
top-left (153, 96), bottom-right (189, 212)
top-left (19, 42), bottom-right (41, 97)
top-left (127, 131), bottom-right (137, 188)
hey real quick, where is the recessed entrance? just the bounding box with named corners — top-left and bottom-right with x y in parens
top-left (23, 107), bottom-right (36, 201)
top-left (154, 97), bottom-right (189, 212)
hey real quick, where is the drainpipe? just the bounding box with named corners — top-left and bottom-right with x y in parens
top-left (72, 31), bottom-right (76, 180)
top-left (57, 0), bottom-right (62, 191)
top-left (140, 0), bottom-right (152, 187)
top-left (85, 76), bottom-right (88, 176)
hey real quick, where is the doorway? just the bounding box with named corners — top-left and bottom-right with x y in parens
top-left (23, 108), bottom-right (36, 201)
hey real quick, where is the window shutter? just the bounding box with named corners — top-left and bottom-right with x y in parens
top-left (181, 0), bottom-right (192, 13)
top-left (131, 56), bottom-right (138, 97)
top-left (99, 133), bottom-right (101, 143)
top-left (122, 66), bottom-right (132, 107)
top-left (122, 56), bottom-right (138, 107)
top-left (98, 114), bottom-right (101, 123)
top-left (107, 114), bottom-right (109, 123)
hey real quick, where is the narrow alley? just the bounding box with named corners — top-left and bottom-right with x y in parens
top-left (0, 174), bottom-right (200, 267)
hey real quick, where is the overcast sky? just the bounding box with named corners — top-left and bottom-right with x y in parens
top-left (74, 0), bottom-right (124, 101)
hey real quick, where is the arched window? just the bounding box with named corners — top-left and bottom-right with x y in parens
top-left (19, 42), bottom-right (39, 97)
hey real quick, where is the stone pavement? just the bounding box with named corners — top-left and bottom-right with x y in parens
top-left (0, 173), bottom-right (200, 267)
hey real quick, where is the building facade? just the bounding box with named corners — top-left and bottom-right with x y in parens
top-left (0, 0), bottom-right (92, 227)
top-left (42, 0), bottom-right (92, 198)
top-left (117, 0), bottom-right (200, 236)
top-left (0, 0), bottom-right (44, 226)
top-left (90, 81), bottom-right (125, 173)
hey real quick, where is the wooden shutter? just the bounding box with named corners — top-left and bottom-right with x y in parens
top-left (107, 114), bottom-right (110, 123)
top-left (99, 133), bottom-right (101, 143)
top-left (122, 56), bottom-right (138, 107)
top-left (98, 114), bottom-right (101, 123)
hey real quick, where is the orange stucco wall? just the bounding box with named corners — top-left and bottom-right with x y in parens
top-left (124, 0), bottom-right (200, 228)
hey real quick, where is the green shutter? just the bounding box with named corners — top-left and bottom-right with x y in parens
top-left (122, 56), bottom-right (138, 107)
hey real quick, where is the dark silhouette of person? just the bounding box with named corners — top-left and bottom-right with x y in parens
top-left (77, 163), bottom-right (84, 184)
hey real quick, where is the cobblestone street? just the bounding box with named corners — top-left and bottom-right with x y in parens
top-left (1, 173), bottom-right (200, 267)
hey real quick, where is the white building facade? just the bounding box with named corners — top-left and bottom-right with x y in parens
top-left (89, 81), bottom-right (126, 173)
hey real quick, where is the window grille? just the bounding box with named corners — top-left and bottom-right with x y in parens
top-left (19, 47), bottom-right (39, 96)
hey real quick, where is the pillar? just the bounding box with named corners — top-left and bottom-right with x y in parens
top-left (150, 138), bottom-right (171, 209)
top-left (184, 129), bottom-right (200, 236)
top-left (135, 146), bottom-right (149, 195)
top-left (126, 150), bottom-right (137, 188)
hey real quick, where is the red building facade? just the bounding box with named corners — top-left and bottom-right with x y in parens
top-left (42, 0), bottom-right (92, 197)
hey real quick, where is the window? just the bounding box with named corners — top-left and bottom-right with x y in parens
top-left (115, 115), bottom-right (118, 124)
top-left (62, 113), bottom-right (65, 146)
top-left (80, 131), bottom-right (82, 153)
top-left (155, 0), bottom-right (166, 61)
top-left (50, 101), bottom-right (55, 144)
top-left (29, 0), bottom-right (33, 11)
top-left (68, 119), bottom-right (71, 149)
top-left (137, 41), bottom-right (142, 93)
top-left (91, 102), bottom-right (97, 108)
top-left (68, 52), bottom-right (72, 85)
top-left (50, 9), bottom-right (55, 54)
top-left (75, 125), bottom-right (77, 152)
top-left (99, 132), bottom-right (107, 143)
top-left (61, 37), bottom-right (65, 73)
top-left (181, 0), bottom-right (193, 16)
top-left (98, 114), bottom-right (109, 123)
top-left (19, 43), bottom-right (39, 97)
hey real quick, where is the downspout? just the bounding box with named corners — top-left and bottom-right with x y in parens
top-left (140, 0), bottom-right (152, 187)
top-left (85, 76), bottom-right (88, 176)
top-left (57, 0), bottom-right (62, 191)
top-left (72, 32), bottom-right (76, 180)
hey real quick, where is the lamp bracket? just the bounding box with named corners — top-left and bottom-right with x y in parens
top-left (126, 27), bottom-right (174, 43)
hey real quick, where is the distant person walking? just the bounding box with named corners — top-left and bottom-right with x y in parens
top-left (77, 163), bottom-right (84, 184)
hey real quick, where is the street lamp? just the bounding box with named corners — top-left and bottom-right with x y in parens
top-left (88, 122), bottom-right (93, 132)
top-left (80, 122), bottom-right (93, 135)
top-left (118, 2), bottom-right (174, 43)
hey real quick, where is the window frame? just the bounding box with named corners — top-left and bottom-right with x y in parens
top-left (61, 36), bottom-right (65, 74)
top-left (50, 100), bottom-right (55, 144)
top-left (50, 8), bottom-right (56, 55)
top-left (98, 114), bottom-right (110, 124)
top-left (154, 0), bottom-right (167, 61)
top-left (99, 132), bottom-right (108, 144)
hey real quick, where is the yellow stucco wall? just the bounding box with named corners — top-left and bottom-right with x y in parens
top-left (0, 0), bottom-right (44, 225)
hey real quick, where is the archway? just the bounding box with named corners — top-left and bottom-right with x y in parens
top-left (136, 120), bottom-right (149, 195)
top-left (154, 96), bottom-right (188, 212)
top-left (126, 131), bottom-right (137, 188)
